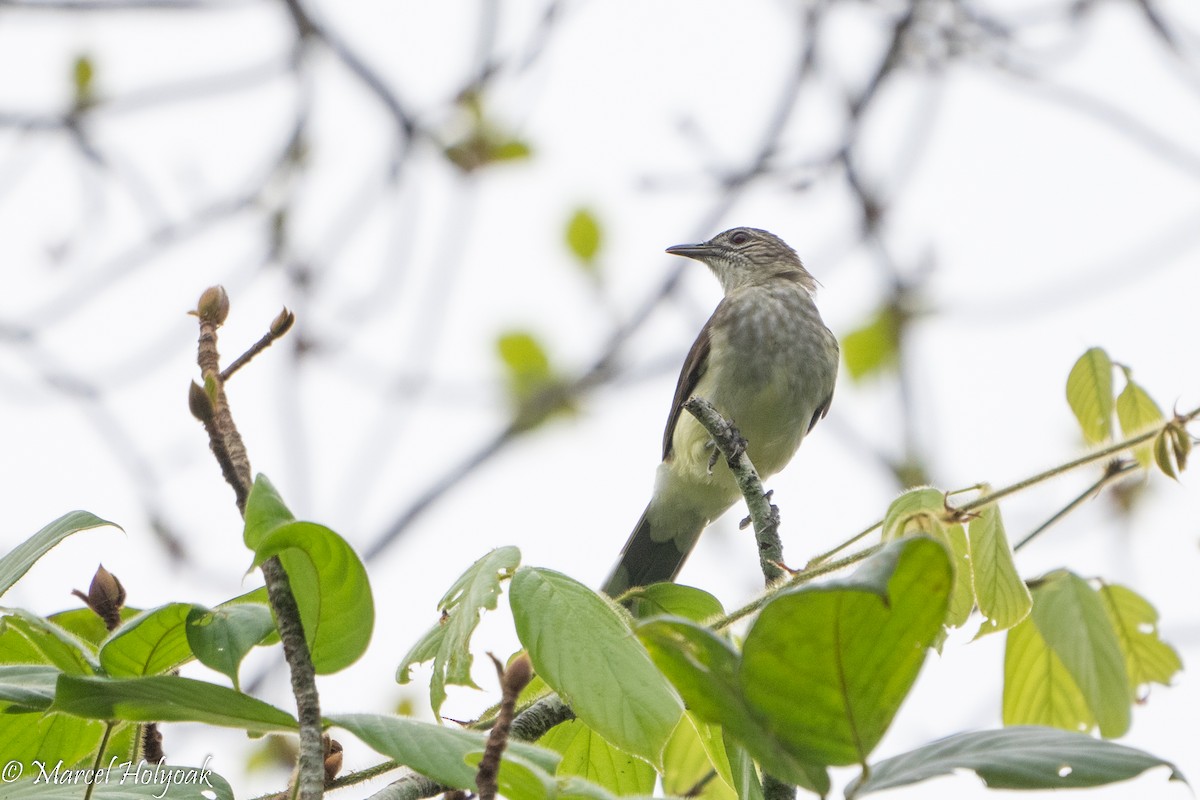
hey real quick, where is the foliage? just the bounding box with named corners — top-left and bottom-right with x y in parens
top-left (0, 347), bottom-right (1191, 799)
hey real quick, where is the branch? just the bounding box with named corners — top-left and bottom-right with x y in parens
top-left (682, 396), bottom-right (795, 800)
top-left (718, 406), bottom-right (1200, 629)
top-left (682, 397), bottom-right (785, 586)
top-left (189, 287), bottom-right (325, 800)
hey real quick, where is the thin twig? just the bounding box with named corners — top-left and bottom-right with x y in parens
top-left (1013, 459), bottom-right (1141, 552)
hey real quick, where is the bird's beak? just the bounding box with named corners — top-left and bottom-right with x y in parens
top-left (665, 242), bottom-right (714, 258)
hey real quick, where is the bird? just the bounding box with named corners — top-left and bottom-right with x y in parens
top-left (601, 227), bottom-right (839, 597)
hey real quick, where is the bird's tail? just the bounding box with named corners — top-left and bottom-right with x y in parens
top-left (601, 504), bottom-right (703, 598)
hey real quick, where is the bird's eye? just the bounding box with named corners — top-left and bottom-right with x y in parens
top-left (730, 231), bottom-right (750, 246)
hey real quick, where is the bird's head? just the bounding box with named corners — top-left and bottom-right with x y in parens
top-left (665, 227), bottom-right (816, 294)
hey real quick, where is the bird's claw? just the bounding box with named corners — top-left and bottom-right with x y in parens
top-left (705, 440), bottom-right (719, 474)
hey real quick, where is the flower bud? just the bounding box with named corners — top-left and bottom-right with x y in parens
top-left (270, 307), bottom-right (296, 338)
top-left (194, 286), bottom-right (230, 325)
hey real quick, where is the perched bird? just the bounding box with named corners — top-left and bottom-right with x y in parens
top-left (602, 227), bottom-right (839, 597)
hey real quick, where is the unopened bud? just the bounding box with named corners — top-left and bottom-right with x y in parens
top-left (188, 380), bottom-right (214, 424)
top-left (502, 652), bottom-right (534, 696)
top-left (71, 564), bottom-right (125, 630)
top-left (323, 737), bottom-right (343, 784)
top-left (270, 307), bottom-right (296, 338)
top-left (193, 286), bottom-right (230, 325)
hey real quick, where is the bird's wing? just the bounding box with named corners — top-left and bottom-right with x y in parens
top-left (661, 304), bottom-right (719, 460)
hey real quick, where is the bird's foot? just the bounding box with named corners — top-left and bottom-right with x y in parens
top-left (705, 440), bottom-right (719, 474)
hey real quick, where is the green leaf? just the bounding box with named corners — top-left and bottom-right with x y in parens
top-left (330, 713), bottom-right (560, 797)
top-left (1030, 572), bottom-right (1131, 737)
top-left (186, 602), bottom-right (276, 690)
top-left (495, 330), bottom-right (572, 431)
top-left (510, 567), bottom-right (683, 768)
top-left (1066, 347), bottom-right (1113, 444)
top-left (880, 488), bottom-right (946, 541)
top-left (637, 617), bottom-right (828, 793)
top-left (2, 766), bottom-right (234, 800)
top-left (0, 664), bottom-right (61, 711)
top-left (968, 504), bottom-right (1031, 637)
top-left (242, 474), bottom-right (295, 549)
top-left (0, 511), bottom-right (120, 599)
top-left (1003, 613), bottom-right (1093, 732)
top-left (565, 208), bottom-right (602, 270)
top-left (740, 537), bottom-right (952, 766)
top-left (397, 547), bottom-right (520, 715)
top-left (51, 674), bottom-right (297, 733)
top-left (251, 520), bottom-right (374, 674)
top-left (49, 606), bottom-right (139, 647)
top-left (72, 54), bottom-right (95, 108)
top-left (542, 719), bottom-right (656, 795)
top-left (0, 611), bottom-right (97, 673)
top-left (491, 138), bottom-right (532, 162)
top-left (725, 732), bottom-right (765, 800)
top-left (497, 331), bottom-right (552, 389)
top-left (626, 583), bottom-right (724, 622)
top-left (841, 306), bottom-right (900, 381)
top-left (943, 523), bottom-right (974, 629)
top-left (0, 712), bottom-right (106, 773)
top-left (99, 603), bottom-right (194, 677)
top-left (661, 715), bottom-right (736, 800)
top-left (1116, 376), bottom-right (1164, 468)
top-left (1098, 584), bottom-right (1182, 694)
top-left (846, 726), bottom-right (1185, 796)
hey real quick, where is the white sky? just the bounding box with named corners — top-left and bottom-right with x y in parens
top-left (2, 0), bottom-right (1200, 797)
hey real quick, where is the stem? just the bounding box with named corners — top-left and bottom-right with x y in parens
top-left (714, 546), bottom-right (881, 630)
top-left (190, 288), bottom-right (324, 800)
top-left (804, 406), bottom-right (1200, 568)
top-left (83, 723), bottom-right (115, 800)
top-left (1013, 459), bottom-right (1139, 552)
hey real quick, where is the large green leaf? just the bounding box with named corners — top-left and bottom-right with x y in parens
top-left (1098, 584), bottom-right (1182, 694)
top-left (51, 674), bottom-right (297, 733)
top-left (251, 521), bottom-right (373, 674)
top-left (49, 606), bottom-right (139, 647)
top-left (329, 713), bottom-right (560, 798)
top-left (0, 664), bottom-right (61, 711)
top-left (0, 712), bottom-right (106, 772)
top-left (660, 715), bottom-right (735, 800)
top-left (1030, 572), bottom-right (1130, 737)
top-left (637, 617), bottom-right (828, 793)
top-left (242, 474), bottom-right (294, 549)
top-left (186, 602), bottom-right (276, 690)
top-left (968, 504), bottom-right (1031, 637)
top-left (846, 726), bottom-right (1185, 796)
top-left (542, 719), bottom-right (656, 796)
top-left (0, 511), bottom-right (120, 599)
top-left (244, 473), bottom-right (373, 675)
top-left (99, 603), bottom-right (194, 677)
top-left (1066, 347), bottom-right (1113, 444)
top-left (1, 764), bottom-right (234, 800)
top-left (740, 537), bottom-right (951, 767)
top-left (1003, 613), bottom-right (1093, 732)
top-left (0, 611), bottom-right (96, 674)
top-left (510, 567), bottom-right (683, 768)
top-left (397, 546), bottom-right (520, 714)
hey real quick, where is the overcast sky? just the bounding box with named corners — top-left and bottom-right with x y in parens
top-left (2, 0), bottom-right (1199, 796)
